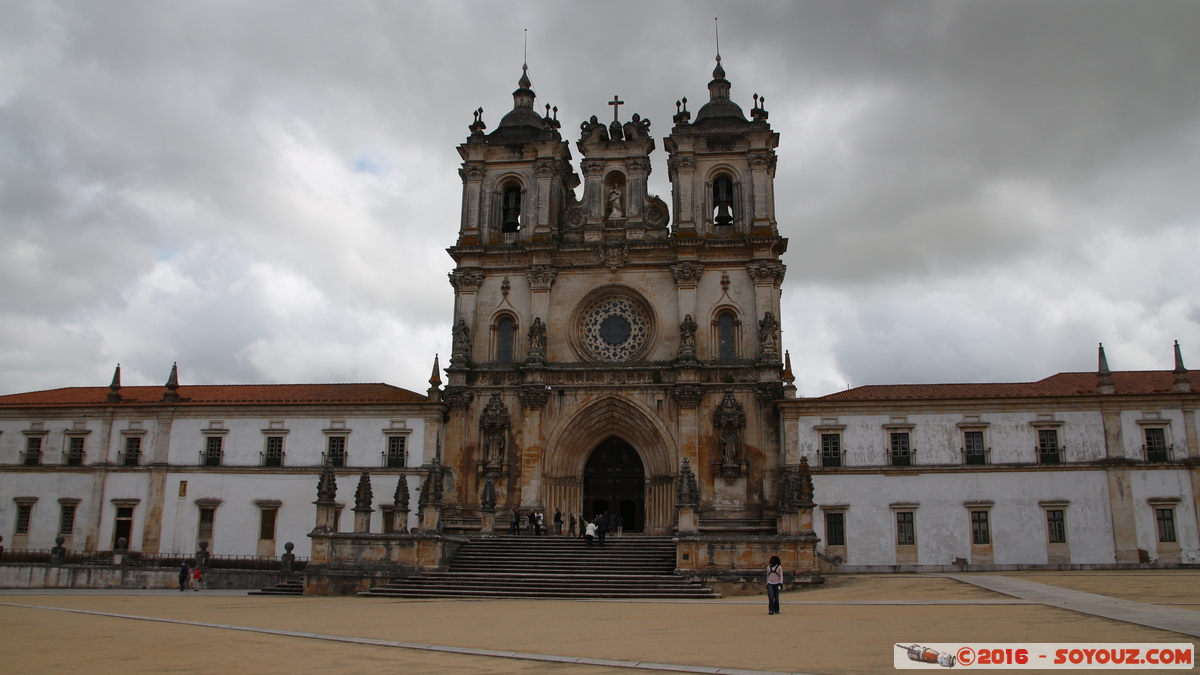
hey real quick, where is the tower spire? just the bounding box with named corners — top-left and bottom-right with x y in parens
top-left (107, 364), bottom-right (122, 403)
top-left (1174, 341), bottom-right (1191, 393)
top-left (427, 354), bottom-right (442, 402)
top-left (713, 17), bottom-right (725, 79)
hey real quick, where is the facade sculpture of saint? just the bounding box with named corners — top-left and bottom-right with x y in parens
top-left (484, 428), bottom-right (506, 465)
top-left (679, 314), bottom-right (698, 361)
top-left (606, 185), bottom-right (624, 219)
top-left (527, 317), bottom-right (547, 364)
top-left (451, 318), bottom-right (471, 365)
top-left (721, 429), bottom-right (741, 464)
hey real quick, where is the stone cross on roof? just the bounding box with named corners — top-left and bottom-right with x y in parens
top-left (608, 95), bottom-right (624, 123)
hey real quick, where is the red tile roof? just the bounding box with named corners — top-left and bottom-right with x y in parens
top-left (815, 371), bottom-right (1198, 401)
top-left (0, 383), bottom-right (428, 407)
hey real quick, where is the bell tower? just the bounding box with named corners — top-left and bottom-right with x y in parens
top-left (664, 53), bottom-right (779, 239)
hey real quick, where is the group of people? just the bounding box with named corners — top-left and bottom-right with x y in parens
top-left (578, 511), bottom-right (624, 547)
top-left (177, 561), bottom-right (204, 591)
top-left (508, 508), bottom-right (559, 536)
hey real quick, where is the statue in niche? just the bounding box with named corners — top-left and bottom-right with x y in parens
top-left (721, 429), bottom-right (741, 464)
top-left (678, 314), bottom-right (698, 361)
top-left (758, 311), bottom-right (780, 361)
top-left (606, 184), bottom-right (624, 219)
top-left (484, 428), bottom-right (506, 466)
top-left (527, 317), bottom-right (547, 364)
top-left (451, 319), bottom-right (471, 364)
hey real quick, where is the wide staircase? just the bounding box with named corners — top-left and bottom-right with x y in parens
top-left (360, 535), bottom-right (719, 599)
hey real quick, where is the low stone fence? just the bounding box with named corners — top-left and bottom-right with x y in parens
top-left (0, 548), bottom-right (309, 590)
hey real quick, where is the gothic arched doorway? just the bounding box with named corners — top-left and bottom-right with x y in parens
top-left (583, 437), bottom-right (645, 533)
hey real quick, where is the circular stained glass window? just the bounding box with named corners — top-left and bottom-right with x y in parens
top-left (581, 296), bottom-right (649, 361)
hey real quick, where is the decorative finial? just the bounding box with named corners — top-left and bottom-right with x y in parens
top-left (712, 18), bottom-right (725, 79)
top-left (1174, 341), bottom-right (1191, 393)
top-left (162, 362), bottom-right (180, 402)
top-left (107, 364), bottom-right (122, 403)
top-left (783, 350), bottom-right (795, 384)
top-left (1097, 343), bottom-right (1115, 394)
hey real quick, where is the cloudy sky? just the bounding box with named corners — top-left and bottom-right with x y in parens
top-left (2, 0), bottom-right (1198, 397)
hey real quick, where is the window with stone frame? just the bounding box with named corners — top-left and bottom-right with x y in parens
top-left (1144, 428), bottom-right (1169, 462)
top-left (971, 510), bottom-right (991, 545)
top-left (327, 436), bottom-right (347, 467)
top-left (264, 436), bottom-right (284, 467)
top-left (123, 436), bottom-right (142, 466)
top-left (1156, 508), bottom-right (1177, 543)
top-left (386, 435), bottom-right (406, 468)
top-left (820, 433), bottom-right (842, 468)
top-left (963, 431), bottom-right (986, 465)
top-left (717, 311), bottom-right (737, 360)
top-left (16, 503), bottom-right (33, 535)
top-left (896, 511), bottom-right (915, 545)
top-left (197, 507), bottom-right (216, 542)
top-left (890, 433), bottom-right (912, 466)
top-left (825, 512), bottom-right (845, 547)
top-left (1046, 509), bottom-right (1067, 544)
top-left (66, 436), bottom-right (86, 466)
top-left (1037, 429), bottom-right (1061, 464)
top-left (259, 508), bottom-right (277, 541)
top-left (58, 502), bottom-right (77, 536)
top-left (203, 436), bottom-right (223, 466)
top-left (496, 315), bottom-right (516, 364)
top-left (24, 437), bottom-right (42, 466)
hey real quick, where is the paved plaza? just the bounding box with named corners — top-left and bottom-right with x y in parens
top-left (2, 570), bottom-right (1198, 674)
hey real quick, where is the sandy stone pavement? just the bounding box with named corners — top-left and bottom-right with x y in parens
top-left (2, 571), bottom-right (1197, 674)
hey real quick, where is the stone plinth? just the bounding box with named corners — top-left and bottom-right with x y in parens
top-left (303, 531), bottom-right (467, 595)
top-left (673, 533), bottom-right (822, 597)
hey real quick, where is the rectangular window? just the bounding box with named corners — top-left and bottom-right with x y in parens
top-left (1156, 508), bottom-right (1177, 543)
top-left (123, 437), bottom-right (142, 466)
top-left (382, 510), bottom-right (395, 534)
top-left (820, 434), bottom-right (842, 468)
top-left (67, 437), bottom-right (86, 466)
top-left (24, 437), bottom-right (42, 466)
top-left (59, 504), bottom-right (77, 536)
top-left (964, 431), bottom-right (986, 465)
top-left (259, 509), bottom-right (277, 540)
top-left (1046, 509), bottom-right (1066, 544)
top-left (825, 512), bottom-right (845, 547)
top-left (198, 507), bottom-right (215, 541)
top-left (204, 437), bottom-right (223, 466)
top-left (1038, 429), bottom-right (1061, 464)
top-left (264, 436), bottom-right (284, 467)
top-left (327, 436), bottom-right (347, 467)
top-left (16, 504), bottom-right (33, 534)
top-left (386, 436), bottom-right (407, 468)
top-left (717, 313), bottom-right (736, 360)
top-left (896, 512), bottom-right (915, 545)
top-left (890, 433), bottom-right (911, 466)
top-left (1145, 428), bottom-right (1169, 462)
top-left (971, 510), bottom-right (990, 545)
top-left (112, 507), bottom-right (134, 549)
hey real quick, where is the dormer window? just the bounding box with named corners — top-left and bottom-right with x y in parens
top-left (713, 175), bottom-right (734, 227)
top-left (501, 184), bottom-right (522, 233)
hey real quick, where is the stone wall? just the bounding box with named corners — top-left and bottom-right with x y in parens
top-left (0, 563), bottom-right (287, 589)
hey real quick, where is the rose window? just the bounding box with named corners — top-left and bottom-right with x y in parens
top-left (581, 297), bottom-right (649, 361)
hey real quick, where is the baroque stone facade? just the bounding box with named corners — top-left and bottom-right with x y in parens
top-left (441, 56), bottom-right (793, 542)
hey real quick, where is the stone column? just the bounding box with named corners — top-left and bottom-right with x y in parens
top-left (517, 388), bottom-right (550, 507)
top-left (1106, 467), bottom-right (1139, 564)
top-left (459, 161), bottom-right (486, 243)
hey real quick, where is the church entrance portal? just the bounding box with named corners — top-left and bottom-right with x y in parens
top-left (583, 437), bottom-right (644, 533)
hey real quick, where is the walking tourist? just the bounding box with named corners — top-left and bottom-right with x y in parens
top-left (766, 555), bottom-right (783, 615)
top-left (596, 512), bottom-right (607, 546)
top-left (554, 508), bottom-right (563, 535)
top-left (578, 514), bottom-right (586, 538)
top-left (509, 508), bottom-right (519, 535)
top-left (535, 511), bottom-right (544, 536)
top-left (567, 513), bottom-right (576, 537)
top-left (527, 510), bottom-right (536, 535)
top-left (178, 561), bottom-right (190, 592)
top-left (192, 566), bottom-right (203, 591)
top-left (616, 515), bottom-right (624, 537)
top-left (585, 519), bottom-right (597, 548)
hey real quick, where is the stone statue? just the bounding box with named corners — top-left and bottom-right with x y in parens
top-left (721, 429), bottom-right (741, 464)
top-left (606, 185), bottom-right (624, 219)
top-left (480, 473), bottom-right (497, 511)
top-left (451, 318), bottom-right (471, 365)
top-left (678, 314), bottom-right (698, 361)
top-left (484, 428), bottom-right (506, 465)
top-left (527, 317), bottom-right (546, 364)
top-left (758, 311), bottom-right (780, 361)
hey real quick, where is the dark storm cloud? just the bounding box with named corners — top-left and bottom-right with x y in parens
top-left (1, 0), bottom-right (1197, 395)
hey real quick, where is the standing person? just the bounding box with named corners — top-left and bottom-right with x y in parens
top-left (553, 508), bottom-right (563, 536)
top-left (596, 512), bottom-right (607, 546)
top-left (567, 513), bottom-right (576, 538)
top-left (192, 565), bottom-right (203, 591)
top-left (579, 514), bottom-right (587, 538)
top-left (616, 515), bottom-right (624, 537)
top-left (585, 519), bottom-right (597, 548)
top-left (527, 510), bottom-right (536, 535)
top-left (766, 555), bottom-right (783, 615)
top-left (535, 511), bottom-right (544, 536)
top-left (178, 561), bottom-right (190, 592)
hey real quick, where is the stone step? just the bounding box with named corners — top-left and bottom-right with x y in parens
top-left (248, 579), bottom-right (304, 596)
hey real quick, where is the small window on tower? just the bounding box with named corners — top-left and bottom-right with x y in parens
top-left (501, 185), bottom-right (522, 233)
top-left (712, 175), bottom-right (734, 227)
top-left (496, 316), bottom-right (515, 364)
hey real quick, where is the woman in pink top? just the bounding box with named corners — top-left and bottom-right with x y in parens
top-left (766, 555), bottom-right (783, 615)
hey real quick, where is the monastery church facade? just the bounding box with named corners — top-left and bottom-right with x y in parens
top-left (1, 57), bottom-right (1198, 573)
